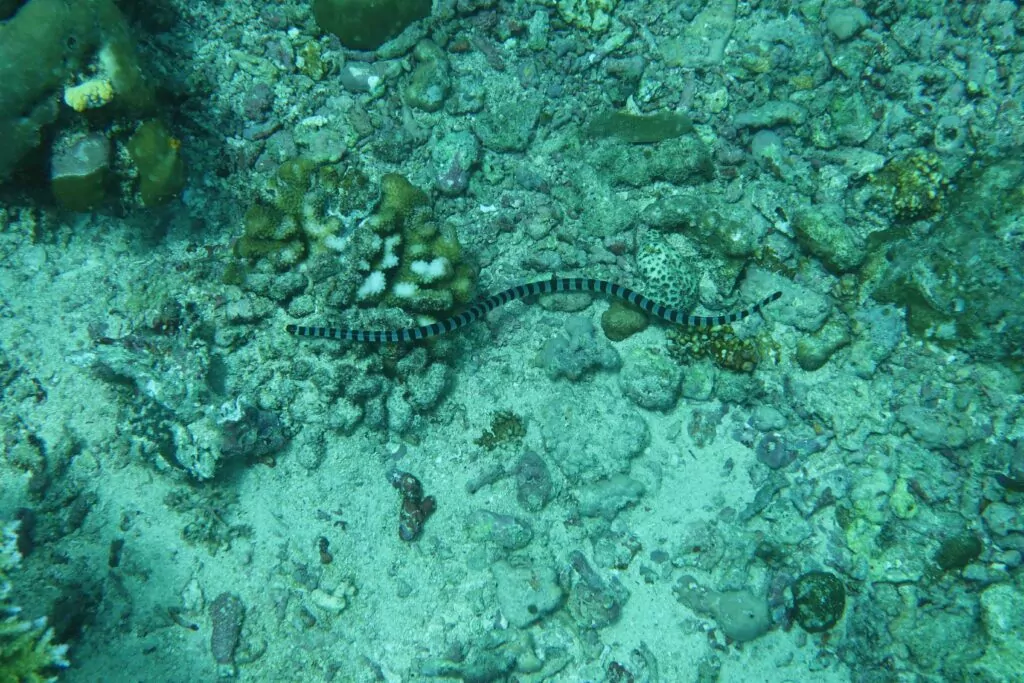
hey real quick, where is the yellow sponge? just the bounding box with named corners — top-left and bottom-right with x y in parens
top-left (63, 78), bottom-right (115, 111)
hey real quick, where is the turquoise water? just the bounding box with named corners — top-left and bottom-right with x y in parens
top-left (1, 1), bottom-right (1023, 681)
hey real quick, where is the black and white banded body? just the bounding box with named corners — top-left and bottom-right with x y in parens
top-left (285, 277), bottom-right (783, 343)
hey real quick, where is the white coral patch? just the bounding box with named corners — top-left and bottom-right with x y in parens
top-left (410, 257), bottom-right (449, 283)
top-left (380, 235), bottom-right (402, 269)
top-left (356, 270), bottom-right (387, 300)
top-left (392, 281), bottom-right (419, 299)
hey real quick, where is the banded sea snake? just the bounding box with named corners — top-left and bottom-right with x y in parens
top-left (285, 276), bottom-right (783, 343)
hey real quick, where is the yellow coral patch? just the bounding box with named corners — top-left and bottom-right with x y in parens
top-left (64, 79), bottom-right (115, 112)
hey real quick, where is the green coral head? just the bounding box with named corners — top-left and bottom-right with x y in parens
top-left (277, 157), bottom-right (316, 189)
top-left (380, 173), bottom-right (428, 216)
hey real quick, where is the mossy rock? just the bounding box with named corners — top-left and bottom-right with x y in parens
top-left (235, 201), bottom-right (306, 264)
top-left (934, 533), bottom-right (982, 571)
top-left (126, 119), bottom-right (184, 206)
top-left (51, 131), bottom-right (110, 211)
top-left (381, 172), bottom-right (427, 214)
top-left (600, 300), bottom-right (648, 341)
top-left (312, 0), bottom-right (431, 51)
top-left (871, 151), bottom-right (948, 223)
top-left (791, 571), bottom-right (846, 633)
top-left (586, 110), bottom-right (694, 144)
top-left (371, 172), bottom-right (428, 235)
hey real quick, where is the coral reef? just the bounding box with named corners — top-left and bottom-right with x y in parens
top-left (635, 235), bottom-right (698, 312)
top-left (0, 522), bottom-right (69, 682)
top-left (5, 0), bottom-right (1024, 680)
top-left (0, 0), bottom-right (152, 182)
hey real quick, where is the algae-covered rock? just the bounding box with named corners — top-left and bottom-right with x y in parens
top-left (555, 0), bottom-right (618, 33)
top-left (405, 60), bottom-right (449, 113)
top-left (465, 509), bottom-right (532, 550)
top-left (934, 533), bottom-right (982, 571)
top-left (868, 158), bottom-right (1024, 360)
top-left (600, 299), bottom-right (648, 341)
top-left (795, 320), bottom-right (851, 371)
top-left (790, 571), bottom-right (846, 633)
top-left (50, 131), bottom-right (110, 211)
top-left (127, 120), bottom-right (185, 206)
top-left (312, 0), bottom-right (431, 51)
top-left (515, 450), bottom-right (553, 512)
top-left (792, 204), bottom-right (867, 273)
top-left (618, 349), bottom-right (683, 411)
top-left (972, 584), bottom-right (1024, 680)
top-left (871, 150), bottom-right (948, 223)
top-left (597, 134), bottom-right (713, 187)
top-left (586, 110), bottom-right (693, 143)
top-left (476, 89), bottom-right (544, 152)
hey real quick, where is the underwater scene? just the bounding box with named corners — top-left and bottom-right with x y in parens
top-left (1, 0), bottom-right (1023, 681)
